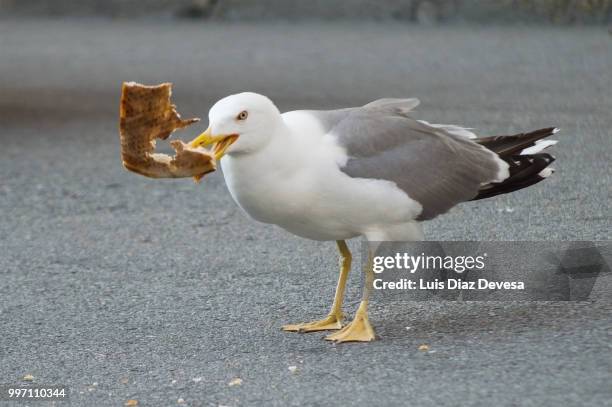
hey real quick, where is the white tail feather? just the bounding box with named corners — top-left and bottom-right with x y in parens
top-left (521, 139), bottom-right (558, 155)
top-left (538, 168), bottom-right (554, 178)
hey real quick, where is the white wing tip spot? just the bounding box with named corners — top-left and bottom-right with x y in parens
top-left (539, 168), bottom-right (555, 178)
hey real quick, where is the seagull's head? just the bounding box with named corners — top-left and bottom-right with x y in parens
top-left (189, 92), bottom-right (281, 160)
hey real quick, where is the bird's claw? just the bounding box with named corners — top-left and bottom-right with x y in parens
top-left (282, 313), bottom-right (343, 333)
top-left (325, 308), bottom-right (375, 343)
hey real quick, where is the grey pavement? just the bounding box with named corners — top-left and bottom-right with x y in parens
top-left (0, 20), bottom-right (611, 406)
top-left (2, 0), bottom-right (612, 23)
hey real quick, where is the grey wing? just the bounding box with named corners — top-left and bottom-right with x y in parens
top-left (314, 101), bottom-right (508, 220)
top-left (363, 98), bottom-right (420, 113)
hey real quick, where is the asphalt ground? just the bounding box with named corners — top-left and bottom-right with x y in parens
top-left (0, 19), bottom-right (610, 406)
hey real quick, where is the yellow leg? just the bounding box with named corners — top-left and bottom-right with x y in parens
top-left (282, 240), bottom-right (351, 332)
top-left (325, 256), bottom-right (376, 342)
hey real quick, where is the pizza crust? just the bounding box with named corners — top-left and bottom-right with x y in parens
top-left (119, 82), bottom-right (215, 180)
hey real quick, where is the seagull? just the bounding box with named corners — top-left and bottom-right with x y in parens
top-left (189, 93), bottom-right (558, 342)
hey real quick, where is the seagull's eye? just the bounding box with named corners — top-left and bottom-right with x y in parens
top-left (236, 111), bottom-right (248, 121)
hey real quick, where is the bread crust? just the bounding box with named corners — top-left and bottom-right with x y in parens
top-left (119, 82), bottom-right (215, 179)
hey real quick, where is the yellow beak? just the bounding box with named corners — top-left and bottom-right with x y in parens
top-left (189, 127), bottom-right (239, 161)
